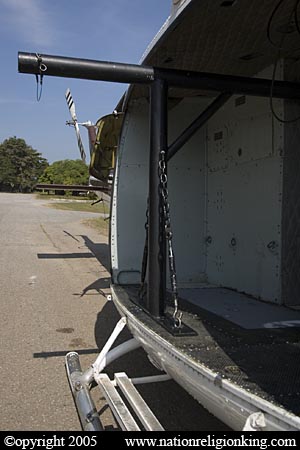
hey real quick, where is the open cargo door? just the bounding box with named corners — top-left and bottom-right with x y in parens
top-left (90, 113), bottom-right (123, 184)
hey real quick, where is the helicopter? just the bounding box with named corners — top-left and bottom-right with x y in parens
top-left (37, 88), bottom-right (123, 205)
top-left (19, 0), bottom-right (300, 432)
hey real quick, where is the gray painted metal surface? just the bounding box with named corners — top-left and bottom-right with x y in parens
top-left (180, 287), bottom-right (300, 329)
top-left (111, 65), bottom-right (285, 305)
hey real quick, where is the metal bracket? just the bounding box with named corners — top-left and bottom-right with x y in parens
top-left (158, 312), bottom-right (198, 336)
top-left (243, 412), bottom-right (266, 431)
top-left (92, 316), bottom-right (127, 377)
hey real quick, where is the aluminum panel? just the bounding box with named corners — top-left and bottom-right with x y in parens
top-left (168, 98), bottom-right (207, 283)
top-left (282, 97), bottom-right (300, 307)
top-left (207, 127), bottom-right (229, 172)
top-left (206, 158), bottom-right (282, 303)
top-left (112, 97), bottom-right (208, 285)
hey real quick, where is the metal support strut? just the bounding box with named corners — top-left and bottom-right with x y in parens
top-left (146, 79), bottom-right (197, 335)
top-left (147, 78), bottom-right (168, 317)
top-left (18, 52), bottom-right (300, 99)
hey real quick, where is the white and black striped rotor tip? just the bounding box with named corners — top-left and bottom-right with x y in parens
top-left (65, 88), bottom-right (77, 122)
top-left (65, 88), bottom-right (86, 164)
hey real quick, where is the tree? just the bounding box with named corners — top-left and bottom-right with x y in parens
top-left (38, 159), bottom-right (89, 185)
top-left (0, 137), bottom-right (48, 192)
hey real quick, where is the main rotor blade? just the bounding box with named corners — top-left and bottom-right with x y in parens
top-left (74, 121), bottom-right (86, 164)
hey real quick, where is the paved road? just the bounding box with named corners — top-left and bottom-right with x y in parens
top-left (0, 193), bottom-right (229, 431)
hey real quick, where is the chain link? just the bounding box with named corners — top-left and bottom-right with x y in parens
top-left (139, 150), bottom-right (182, 327)
top-left (35, 53), bottom-right (47, 102)
top-left (158, 150), bottom-right (182, 328)
top-left (139, 199), bottom-right (149, 299)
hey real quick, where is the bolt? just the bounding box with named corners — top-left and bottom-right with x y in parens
top-left (86, 412), bottom-right (94, 423)
top-left (74, 381), bottom-right (82, 391)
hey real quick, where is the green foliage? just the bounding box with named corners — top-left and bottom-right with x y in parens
top-left (0, 137), bottom-right (48, 192)
top-left (39, 159), bottom-right (89, 185)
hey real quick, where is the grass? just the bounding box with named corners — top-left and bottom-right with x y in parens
top-left (38, 192), bottom-right (110, 235)
top-left (83, 217), bottom-right (109, 236)
top-left (47, 201), bottom-right (109, 214)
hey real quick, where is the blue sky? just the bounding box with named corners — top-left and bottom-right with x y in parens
top-left (0, 0), bottom-right (171, 163)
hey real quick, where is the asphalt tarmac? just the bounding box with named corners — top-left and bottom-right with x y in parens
top-left (0, 193), bottom-right (229, 431)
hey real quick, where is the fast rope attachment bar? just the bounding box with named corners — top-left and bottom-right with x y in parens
top-left (158, 149), bottom-right (182, 329)
top-left (35, 53), bottom-right (47, 101)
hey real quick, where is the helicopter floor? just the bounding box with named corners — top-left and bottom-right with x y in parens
top-left (112, 284), bottom-right (300, 420)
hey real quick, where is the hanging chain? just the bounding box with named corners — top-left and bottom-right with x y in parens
top-left (158, 149), bottom-right (182, 328)
top-left (35, 53), bottom-right (47, 101)
top-left (139, 199), bottom-right (149, 299)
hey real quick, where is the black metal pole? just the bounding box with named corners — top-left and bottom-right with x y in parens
top-left (18, 52), bottom-right (154, 84)
top-left (167, 93), bottom-right (231, 161)
top-left (156, 67), bottom-right (300, 100)
top-left (147, 78), bottom-right (168, 317)
top-left (18, 52), bottom-right (300, 99)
